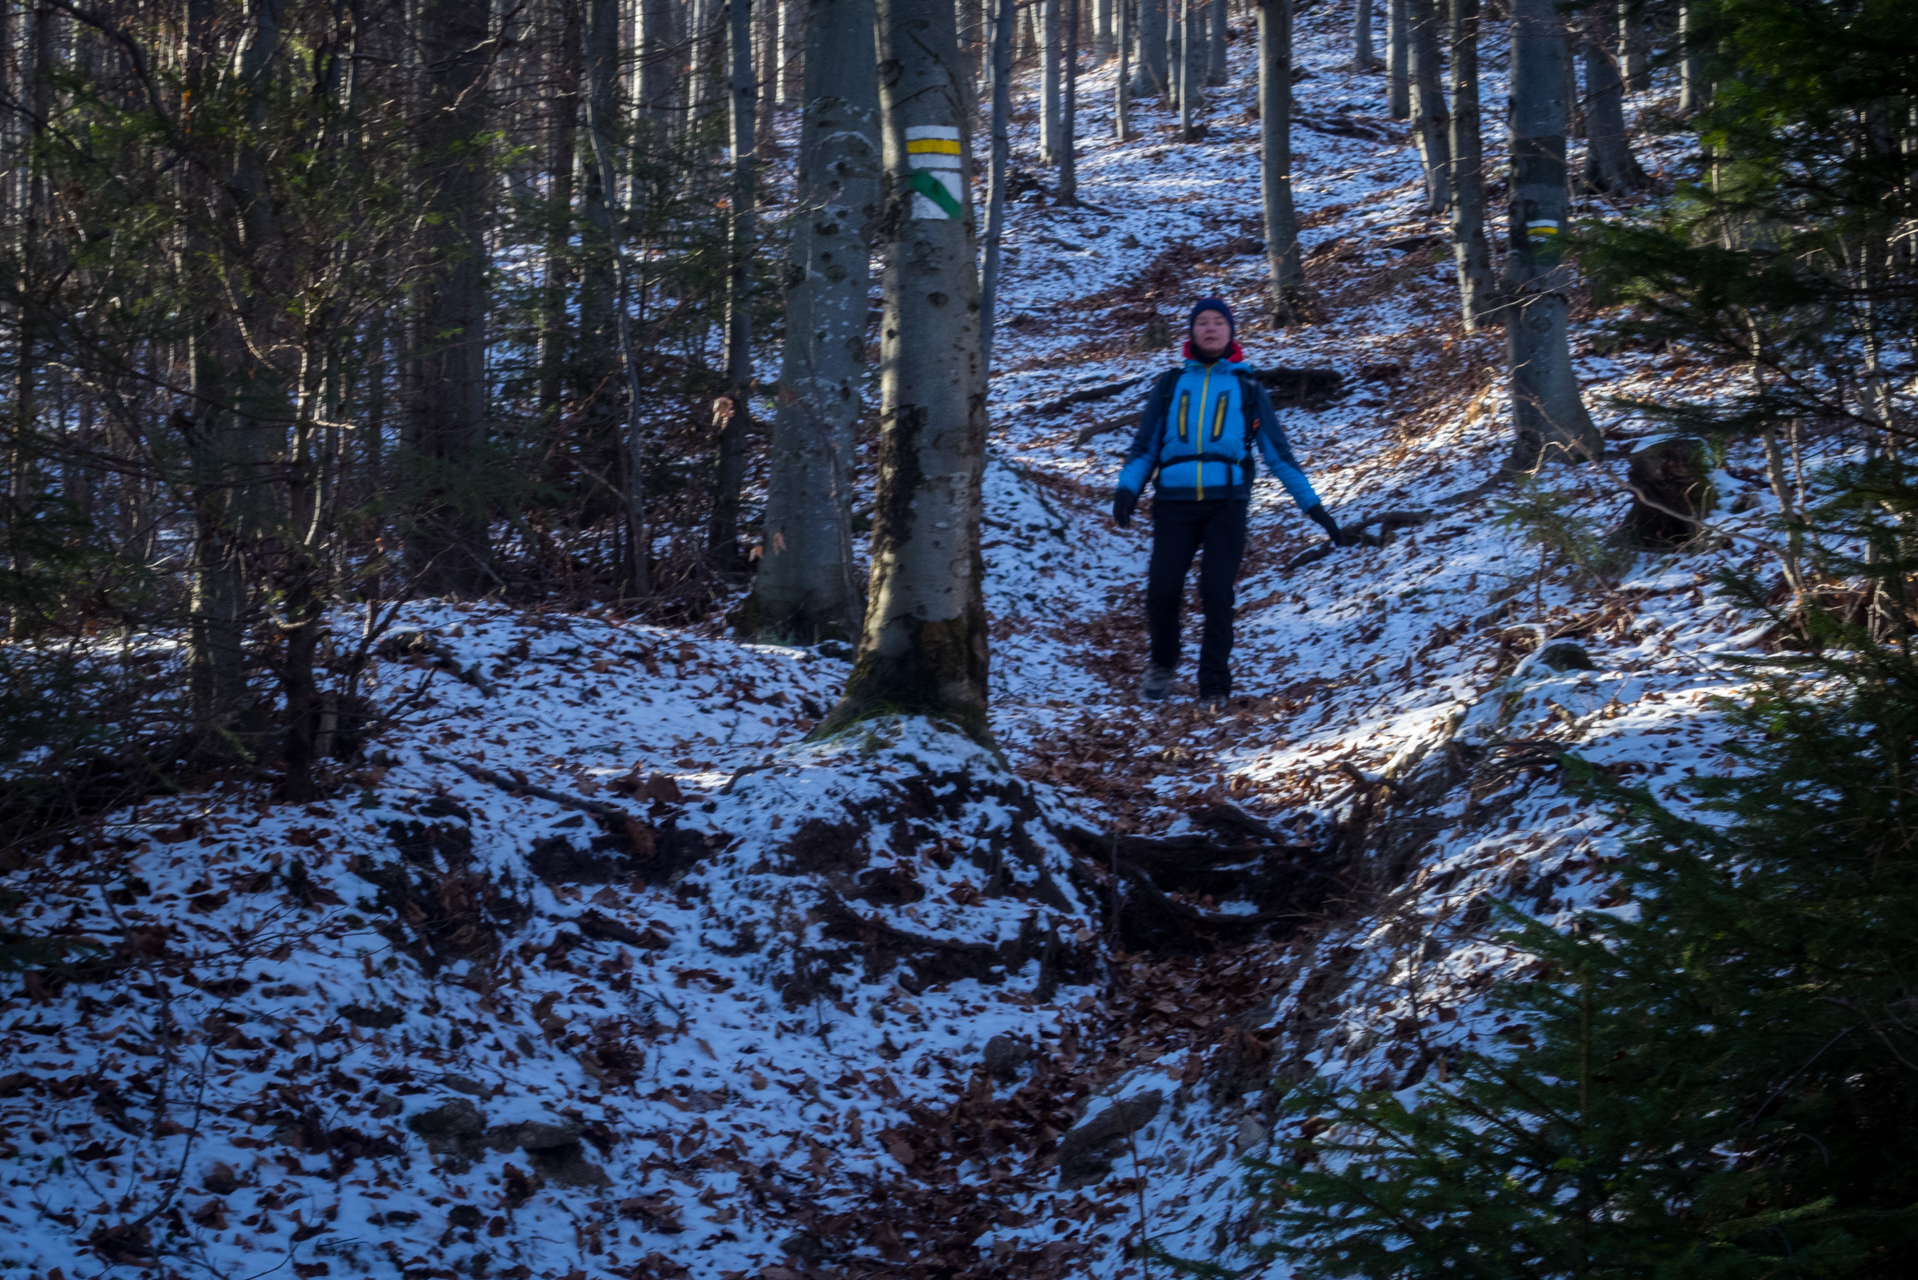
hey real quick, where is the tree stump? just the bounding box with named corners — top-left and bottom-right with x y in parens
top-left (1615, 436), bottom-right (1715, 548)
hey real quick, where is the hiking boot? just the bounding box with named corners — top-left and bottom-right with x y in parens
top-left (1197, 693), bottom-right (1229, 712)
top-left (1142, 663), bottom-right (1173, 701)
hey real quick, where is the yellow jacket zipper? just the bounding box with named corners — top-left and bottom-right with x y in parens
top-left (1196, 368), bottom-right (1212, 499)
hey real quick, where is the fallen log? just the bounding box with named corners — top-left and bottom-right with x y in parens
top-left (422, 750), bottom-right (636, 822)
top-left (1257, 365), bottom-right (1345, 406)
top-left (1295, 113), bottom-right (1399, 143)
top-left (1074, 413), bottom-right (1136, 445)
top-left (1040, 375), bottom-right (1147, 416)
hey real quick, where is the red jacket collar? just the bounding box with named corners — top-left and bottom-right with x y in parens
top-left (1183, 339), bottom-right (1244, 364)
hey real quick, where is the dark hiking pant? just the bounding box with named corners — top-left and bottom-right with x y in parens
top-left (1146, 498), bottom-right (1248, 697)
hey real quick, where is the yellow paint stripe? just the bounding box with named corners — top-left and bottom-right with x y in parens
top-left (907, 138), bottom-right (962, 154)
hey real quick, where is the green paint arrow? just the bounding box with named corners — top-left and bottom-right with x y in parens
top-left (907, 170), bottom-right (964, 220)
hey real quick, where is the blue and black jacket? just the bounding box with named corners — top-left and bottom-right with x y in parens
top-left (1115, 355), bottom-right (1322, 508)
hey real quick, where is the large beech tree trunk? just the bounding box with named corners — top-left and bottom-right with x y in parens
top-left (1407, 0), bottom-right (1451, 215)
top-left (822, 0), bottom-right (990, 740)
top-left (1258, 0), bottom-right (1303, 322)
top-left (741, 0), bottom-right (881, 643)
top-left (1447, 0), bottom-right (1496, 328)
top-left (711, 0), bottom-right (759, 564)
top-left (1581, 1), bottom-right (1647, 194)
top-left (1505, 0), bottom-right (1600, 470)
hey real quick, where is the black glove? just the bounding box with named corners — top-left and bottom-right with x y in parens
top-left (1305, 503), bottom-right (1354, 547)
top-left (1112, 488), bottom-right (1138, 528)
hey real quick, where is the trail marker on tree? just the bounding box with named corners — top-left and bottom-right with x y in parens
top-left (820, 0), bottom-right (991, 742)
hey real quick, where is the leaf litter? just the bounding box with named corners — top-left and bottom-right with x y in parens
top-left (0, 7), bottom-right (1848, 1280)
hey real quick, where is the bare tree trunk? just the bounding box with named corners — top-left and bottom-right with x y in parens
top-left (1505, 0), bottom-right (1600, 470)
top-left (711, 0), bottom-right (758, 564)
top-left (1175, 0), bottom-right (1197, 137)
top-left (823, 0), bottom-right (990, 739)
top-left (1206, 0), bottom-right (1226, 86)
top-left (1678, 0), bottom-right (1708, 114)
top-left (410, 0), bottom-right (496, 595)
top-left (1258, 0), bottom-right (1302, 322)
top-left (1134, 0), bottom-right (1167, 96)
top-left (1094, 0), bottom-right (1113, 59)
top-left (1408, 0), bottom-right (1450, 215)
top-left (1353, 0), bottom-right (1378, 71)
top-left (1582, 1), bottom-right (1646, 193)
top-left (578, 0), bottom-right (622, 469)
top-left (1059, 0), bottom-right (1080, 200)
top-left (179, 0), bottom-right (257, 736)
top-left (638, 0), bottom-right (680, 126)
top-left (1114, 0), bottom-right (1130, 137)
top-left (742, 0), bottom-right (879, 642)
top-left (1448, 0), bottom-right (1496, 328)
top-left (981, 0), bottom-right (1014, 365)
top-left (539, 0), bottom-right (581, 438)
top-left (583, 0), bottom-right (652, 599)
top-left (1617, 0), bottom-right (1647, 93)
top-left (776, 0), bottom-right (797, 104)
top-left (1041, 0), bottom-right (1060, 163)
top-left (6, 0), bottom-right (51, 642)
top-left (1386, 0), bottom-right (1409, 118)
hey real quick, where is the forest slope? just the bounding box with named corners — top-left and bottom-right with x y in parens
top-left (0, 9), bottom-right (1814, 1280)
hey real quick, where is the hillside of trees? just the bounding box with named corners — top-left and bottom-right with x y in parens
top-left (2, 0), bottom-right (1915, 1277)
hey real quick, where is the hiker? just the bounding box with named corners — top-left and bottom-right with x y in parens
top-left (1110, 298), bottom-right (1353, 706)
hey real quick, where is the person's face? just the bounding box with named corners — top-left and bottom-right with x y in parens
top-left (1192, 309), bottom-right (1231, 357)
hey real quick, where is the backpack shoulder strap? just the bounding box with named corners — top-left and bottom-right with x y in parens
top-left (1234, 369), bottom-right (1263, 438)
top-left (1141, 368), bottom-right (1182, 449)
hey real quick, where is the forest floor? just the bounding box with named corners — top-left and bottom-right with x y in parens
top-left (0, 10), bottom-right (1849, 1280)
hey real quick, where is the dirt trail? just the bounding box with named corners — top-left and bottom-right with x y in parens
top-left (0, 11), bottom-right (1773, 1280)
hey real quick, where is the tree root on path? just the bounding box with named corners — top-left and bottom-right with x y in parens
top-left (421, 751), bottom-right (638, 823)
top-left (809, 894), bottom-right (1094, 999)
top-left (1285, 509), bottom-right (1439, 569)
top-left (1061, 804), bottom-right (1348, 953)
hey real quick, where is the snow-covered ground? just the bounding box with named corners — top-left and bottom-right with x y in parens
top-left (0, 9), bottom-right (1843, 1280)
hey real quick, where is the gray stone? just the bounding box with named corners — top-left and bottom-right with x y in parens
top-left (513, 1121), bottom-right (582, 1152)
top-left (1537, 641), bottom-right (1596, 671)
top-left (528, 1144), bottom-right (611, 1189)
top-left (982, 1034), bottom-right (1032, 1081)
top-left (780, 1232), bottom-right (828, 1263)
top-left (407, 1098), bottom-right (488, 1141)
top-left (1056, 1090), bottom-right (1163, 1190)
top-left (1234, 1114), bottom-right (1270, 1153)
